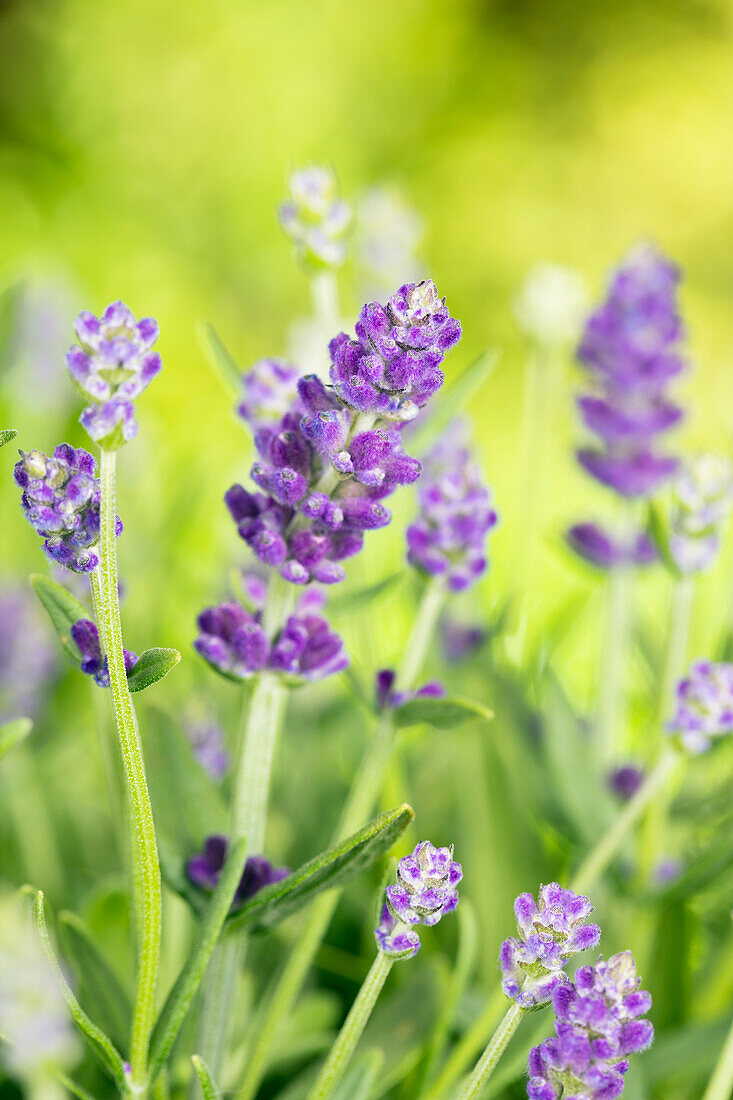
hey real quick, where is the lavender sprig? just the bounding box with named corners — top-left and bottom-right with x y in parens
top-left (279, 166), bottom-right (351, 272)
top-left (667, 659), bottom-right (733, 754)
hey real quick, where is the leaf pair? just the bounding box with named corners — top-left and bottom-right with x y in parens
top-left (31, 574), bottom-right (180, 693)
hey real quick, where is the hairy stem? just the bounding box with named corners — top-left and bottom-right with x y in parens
top-left (234, 578), bottom-right (445, 1099)
top-left (457, 1003), bottom-right (524, 1099)
top-left (99, 448), bottom-right (161, 1092)
top-left (306, 951), bottom-right (393, 1100)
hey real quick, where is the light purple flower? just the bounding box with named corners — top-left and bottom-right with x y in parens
top-left (407, 422), bottom-right (498, 591)
top-left (237, 358), bottom-right (303, 432)
top-left (66, 300), bottom-right (162, 449)
top-left (574, 244), bottom-right (685, 501)
top-left (500, 884), bottom-right (601, 1008)
top-left (667, 660), bottom-right (733, 753)
top-left (375, 841), bottom-right (462, 960)
top-left (187, 835), bottom-right (289, 907)
top-left (666, 454), bottom-right (733, 575)
top-left (14, 444), bottom-right (121, 573)
top-left (279, 166), bottom-right (351, 270)
top-left (184, 716), bottom-right (230, 781)
top-left (70, 619), bottom-right (136, 688)
top-left (527, 951), bottom-right (653, 1099)
top-left (0, 584), bottom-right (57, 722)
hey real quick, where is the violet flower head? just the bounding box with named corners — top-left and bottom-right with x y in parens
top-left (70, 619), bottom-right (136, 688)
top-left (575, 243), bottom-right (685, 500)
top-left (195, 598), bottom-right (347, 684)
top-left (440, 616), bottom-right (487, 662)
top-left (14, 445), bottom-right (121, 573)
top-left (567, 523), bottom-right (656, 571)
top-left (237, 358), bottom-right (303, 433)
top-left (66, 300), bottom-right (162, 449)
top-left (667, 454), bottom-right (733, 574)
top-left (374, 668), bottom-right (445, 710)
top-left (667, 660), bottom-right (733, 753)
top-left (608, 765), bottom-right (645, 802)
top-left (187, 835), bottom-right (289, 906)
top-left (407, 422), bottom-right (498, 592)
top-left (330, 280), bottom-right (461, 421)
top-left (500, 883), bottom-right (601, 1009)
top-left (376, 840), bottom-right (462, 960)
top-left (527, 951), bottom-right (653, 1100)
top-left (279, 166), bottom-right (351, 271)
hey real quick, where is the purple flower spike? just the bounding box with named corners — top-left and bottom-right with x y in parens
top-left (407, 421), bottom-right (498, 591)
top-left (237, 358), bottom-right (303, 433)
top-left (574, 243), bottom-right (685, 503)
top-left (330, 280), bottom-right (461, 421)
top-left (267, 612), bottom-right (348, 683)
top-left (375, 841), bottom-right (461, 961)
top-left (67, 300), bottom-right (162, 450)
top-left (279, 166), bottom-right (351, 271)
top-left (187, 835), bottom-right (289, 907)
top-left (70, 619), bottom-right (136, 688)
top-left (527, 951), bottom-right (653, 1099)
top-left (667, 660), bottom-right (733, 753)
top-left (500, 883), bottom-right (600, 1008)
top-left (666, 454), bottom-right (733, 575)
top-left (14, 445), bottom-right (121, 573)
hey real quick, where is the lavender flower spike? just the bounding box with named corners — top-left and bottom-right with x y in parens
top-left (279, 166), bottom-right (352, 271)
top-left (528, 951), bottom-right (653, 1099)
top-left (667, 454), bottom-right (733, 574)
top-left (667, 660), bottom-right (733, 753)
top-left (187, 835), bottom-right (289, 907)
top-left (375, 841), bottom-right (462, 961)
top-left (407, 421), bottom-right (498, 592)
top-left (14, 445), bottom-right (121, 573)
top-left (66, 300), bottom-right (162, 449)
top-left (574, 243), bottom-right (685, 500)
top-left (500, 883), bottom-right (601, 1009)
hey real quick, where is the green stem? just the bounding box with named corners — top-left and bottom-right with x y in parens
top-left (99, 448), bottom-right (161, 1093)
top-left (597, 564), bottom-right (632, 768)
top-left (306, 951), bottom-right (393, 1100)
top-left (457, 1003), bottom-right (524, 1099)
top-left (570, 749), bottom-right (680, 894)
top-left (310, 271), bottom-right (339, 333)
top-left (702, 1011), bottom-right (733, 1100)
top-left (233, 579), bottom-right (445, 1100)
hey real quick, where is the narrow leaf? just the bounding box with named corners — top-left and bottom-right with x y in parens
top-left (30, 573), bottom-right (90, 663)
top-left (648, 501), bottom-right (682, 577)
top-left (392, 695), bottom-right (493, 730)
top-left (197, 320), bottom-right (242, 398)
top-left (409, 349), bottom-right (499, 454)
top-left (227, 803), bottom-right (415, 932)
top-left (57, 910), bottom-right (131, 1052)
top-left (0, 428), bottom-right (17, 448)
top-left (127, 647), bottom-right (181, 693)
top-left (33, 892), bottom-right (127, 1087)
top-left (149, 837), bottom-right (248, 1082)
top-left (329, 573), bottom-right (405, 617)
top-left (0, 717), bottom-right (32, 763)
top-left (54, 1072), bottom-right (98, 1100)
top-left (332, 1049), bottom-right (384, 1100)
top-left (191, 1055), bottom-right (221, 1099)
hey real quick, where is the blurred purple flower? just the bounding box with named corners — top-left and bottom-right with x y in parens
top-left (374, 668), bottom-right (445, 710)
top-left (279, 166), bottom-right (351, 270)
top-left (237, 358), bottom-right (302, 433)
top-left (608, 765), bottom-right (645, 802)
top-left (184, 716), bottom-right (230, 781)
top-left (0, 585), bottom-right (57, 722)
top-left (667, 660), bottom-right (733, 753)
top-left (440, 617), bottom-right (487, 662)
top-left (187, 835), bottom-right (289, 906)
top-left (567, 523), bottom-right (656, 570)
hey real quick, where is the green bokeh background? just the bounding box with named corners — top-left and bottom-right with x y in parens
top-left (1, 1), bottom-right (733, 1097)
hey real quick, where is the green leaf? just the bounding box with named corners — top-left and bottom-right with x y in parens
top-left (409, 349), bottom-right (499, 454)
top-left (392, 695), bottom-right (493, 730)
top-left (191, 1055), bottom-right (221, 1100)
top-left (197, 320), bottom-right (242, 398)
top-left (149, 837), bottom-right (248, 1082)
top-left (332, 1049), bottom-right (385, 1100)
top-left (648, 501), bottom-right (682, 577)
top-left (30, 573), bottom-right (90, 663)
top-left (127, 647), bottom-right (181, 693)
top-left (33, 891), bottom-right (127, 1088)
top-left (227, 803), bottom-right (414, 932)
top-left (0, 427), bottom-right (17, 448)
top-left (0, 717), bottom-right (32, 763)
top-left (54, 1072), bottom-right (98, 1100)
top-left (57, 910), bottom-right (131, 1053)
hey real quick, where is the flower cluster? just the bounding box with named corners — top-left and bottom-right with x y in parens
top-left (330, 280), bottom-right (461, 421)
top-left (237, 358), bottom-right (302, 433)
top-left (500, 884), bottom-right (601, 1009)
top-left (375, 841), bottom-right (461, 961)
top-left (528, 952), bottom-right (653, 1100)
top-left (14, 445), bottom-right (121, 573)
top-left (71, 619), bottom-right (137, 688)
top-left (374, 668), bottom-right (445, 710)
top-left (66, 301), bottom-right (162, 449)
top-left (407, 422), bottom-right (498, 591)
top-left (279, 166), bottom-right (351, 270)
top-left (194, 595), bottom-right (347, 684)
top-left (187, 835), bottom-right (289, 906)
top-left (225, 282), bottom-right (460, 586)
top-left (566, 523), bottom-right (656, 571)
top-left (667, 660), bottom-right (733, 753)
top-left (667, 454), bottom-right (733, 574)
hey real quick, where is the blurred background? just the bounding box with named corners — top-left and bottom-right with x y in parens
top-left (0, 1), bottom-right (732, 1096)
